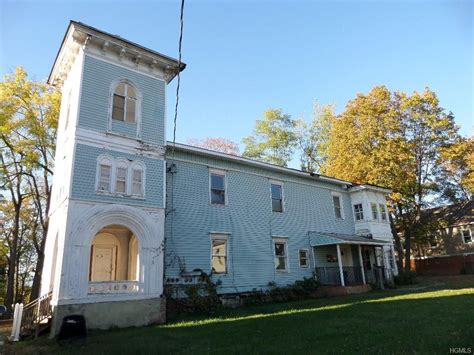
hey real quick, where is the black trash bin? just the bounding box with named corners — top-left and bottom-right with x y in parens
top-left (58, 315), bottom-right (87, 341)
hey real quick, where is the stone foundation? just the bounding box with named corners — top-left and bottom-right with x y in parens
top-left (50, 296), bottom-right (166, 336)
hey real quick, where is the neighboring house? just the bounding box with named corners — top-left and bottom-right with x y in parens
top-left (412, 201), bottom-right (474, 275)
top-left (39, 21), bottom-right (398, 334)
top-left (417, 200), bottom-right (474, 257)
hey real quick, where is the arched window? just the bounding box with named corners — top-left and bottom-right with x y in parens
top-left (97, 155), bottom-right (113, 193)
top-left (131, 162), bottom-right (145, 197)
top-left (115, 160), bottom-right (129, 194)
top-left (112, 81), bottom-right (138, 123)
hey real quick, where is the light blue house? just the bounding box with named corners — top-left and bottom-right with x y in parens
top-left (38, 21), bottom-right (398, 334)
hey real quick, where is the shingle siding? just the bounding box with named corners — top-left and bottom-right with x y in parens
top-left (164, 150), bottom-right (356, 293)
top-left (79, 55), bottom-right (165, 144)
top-left (71, 143), bottom-right (164, 208)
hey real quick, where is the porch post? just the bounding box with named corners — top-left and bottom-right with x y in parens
top-left (358, 245), bottom-right (366, 285)
top-left (336, 244), bottom-right (345, 287)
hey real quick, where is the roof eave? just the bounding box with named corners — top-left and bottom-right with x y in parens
top-left (167, 142), bottom-right (354, 187)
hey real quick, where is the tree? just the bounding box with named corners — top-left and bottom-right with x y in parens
top-left (295, 102), bottom-right (335, 173)
top-left (438, 136), bottom-right (474, 201)
top-left (322, 86), bottom-right (460, 270)
top-left (242, 109), bottom-right (297, 167)
top-left (187, 137), bottom-right (240, 156)
top-left (0, 67), bottom-right (59, 308)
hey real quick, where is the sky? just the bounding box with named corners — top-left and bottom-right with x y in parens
top-left (1, 0), bottom-right (472, 168)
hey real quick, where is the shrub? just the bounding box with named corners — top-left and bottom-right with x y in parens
top-left (394, 270), bottom-right (417, 285)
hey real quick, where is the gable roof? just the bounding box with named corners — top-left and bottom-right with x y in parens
top-left (420, 200), bottom-right (474, 227)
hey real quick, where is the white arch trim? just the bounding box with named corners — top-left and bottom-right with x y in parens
top-left (64, 204), bottom-right (163, 299)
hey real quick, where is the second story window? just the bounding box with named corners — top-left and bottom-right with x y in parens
top-left (210, 170), bottom-right (226, 205)
top-left (115, 165), bottom-right (128, 194)
top-left (371, 203), bottom-right (379, 220)
top-left (98, 164), bottom-right (111, 192)
top-left (112, 82), bottom-right (137, 123)
top-left (271, 182), bottom-right (283, 212)
top-left (132, 168), bottom-right (143, 196)
top-left (379, 204), bottom-right (388, 221)
top-left (332, 194), bottom-right (342, 219)
top-left (354, 203), bottom-right (364, 221)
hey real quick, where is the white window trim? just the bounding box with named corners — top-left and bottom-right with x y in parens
top-left (331, 192), bottom-right (344, 220)
top-left (210, 233), bottom-right (229, 275)
top-left (95, 155), bottom-right (146, 198)
top-left (273, 237), bottom-right (289, 273)
top-left (115, 158), bottom-right (129, 195)
top-left (130, 161), bottom-right (146, 198)
top-left (379, 203), bottom-right (388, 222)
top-left (298, 248), bottom-right (310, 268)
top-left (270, 180), bottom-right (284, 213)
top-left (353, 203), bottom-right (364, 221)
top-left (108, 79), bottom-right (142, 138)
top-left (371, 202), bottom-right (379, 221)
top-left (209, 168), bottom-right (228, 206)
top-left (95, 154), bottom-right (114, 193)
top-left (461, 227), bottom-right (473, 244)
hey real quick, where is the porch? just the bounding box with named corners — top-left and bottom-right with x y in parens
top-left (310, 232), bottom-right (393, 287)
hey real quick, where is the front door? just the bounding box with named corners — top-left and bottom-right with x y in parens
top-left (91, 245), bottom-right (116, 281)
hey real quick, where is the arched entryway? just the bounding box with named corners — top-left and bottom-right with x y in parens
top-left (88, 225), bottom-right (140, 294)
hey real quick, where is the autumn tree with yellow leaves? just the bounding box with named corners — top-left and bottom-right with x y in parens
top-left (0, 67), bottom-right (59, 314)
top-left (322, 86), bottom-right (463, 270)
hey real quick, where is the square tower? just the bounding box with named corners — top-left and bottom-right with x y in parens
top-left (41, 21), bottom-right (184, 333)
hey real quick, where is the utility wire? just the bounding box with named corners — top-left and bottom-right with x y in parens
top-left (171, 0), bottom-right (185, 161)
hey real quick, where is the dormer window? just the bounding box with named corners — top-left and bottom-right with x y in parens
top-left (112, 82), bottom-right (137, 123)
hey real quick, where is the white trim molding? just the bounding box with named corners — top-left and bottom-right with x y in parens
top-left (107, 78), bottom-right (143, 139)
top-left (95, 154), bottom-right (146, 198)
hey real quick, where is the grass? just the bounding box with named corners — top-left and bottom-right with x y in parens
top-left (6, 276), bottom-right (474, 354)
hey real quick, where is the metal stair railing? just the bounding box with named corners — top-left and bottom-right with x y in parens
top-left (11, 291), bottom-right (53, 340)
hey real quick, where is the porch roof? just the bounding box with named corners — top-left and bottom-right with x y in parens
top-left (309, 232), bottom-right (389, 247)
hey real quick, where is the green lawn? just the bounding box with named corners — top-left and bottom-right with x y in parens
top-left (7, 279), bottom-right (474, 354)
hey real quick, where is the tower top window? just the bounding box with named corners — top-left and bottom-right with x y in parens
top-left (112, 82), bottom-right (137, 123)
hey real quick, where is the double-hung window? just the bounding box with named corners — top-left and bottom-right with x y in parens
top-left (210, 170), bottom-right (226, 205)
top-left (211, 235), bottom-right (228, 274)
top-left (371, 203), bottom-right (379, 221)
top-left (271, 182), bottom-right (283, 212)
top-left (461, 228), bottom-right (472, 244)
top-left (299, 249), bottom-right (309, 268)
top-left (273, 238), bottom-right (288, 272)
top-left (112, 82), bottom-right (137, 123)
top-left (332, 194), bottom-right (342, 219)
top-left (132, 168), bottom-right (143, 196)
top-left (115, 166), bottom-right (127, 194)
top-left (354, 203), bottom-right (364, 221)
top-left (379, 204), bottom-right (388, 221)
top-left (98, 164), bottom-right (111, 192)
